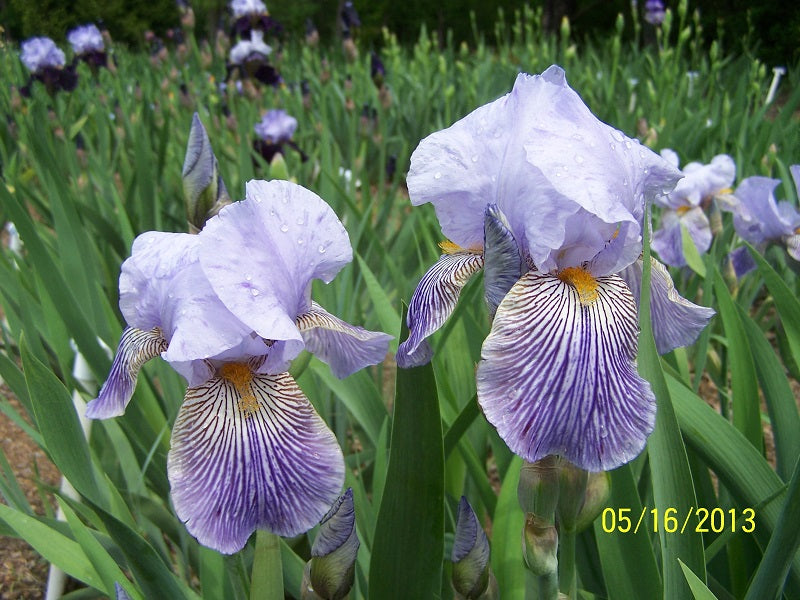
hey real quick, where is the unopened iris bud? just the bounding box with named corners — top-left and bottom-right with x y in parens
top-left (452, 497), bottom-right (498, 600)
top-left (522, 514), bottom-right (558, 576)
top-left (304, 488), bottom-right (359, 600)
top-left (182, 113), bottom-right (230, 232)
top-left (556, 460), bottom-right (588, 533)
top-left (517, 456), bottom-right (559, 522)
top-left (573, 470), bottom-right (611, 532)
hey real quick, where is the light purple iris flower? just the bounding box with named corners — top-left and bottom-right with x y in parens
top-left (20, 37), bottom-right (65, 73)
top-left (396, 66), bottom-right (714, 472)
top-left (255, 109), bottom-right (297, 143)
top-left (644, 0), bottom-right (666, 25)
top-left (722, 165), bottom-right (800, 275)
top-left (652, 150), bottom-right (735, 267)
top-left (87, 179), bottom-right (391, 553)
top-left (67, 24), bottom-right (104, 55)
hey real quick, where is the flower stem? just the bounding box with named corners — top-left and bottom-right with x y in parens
top-left (251, 530), bottom-right (283, 600)
top-left (558, 528), bottom-right (577, 598)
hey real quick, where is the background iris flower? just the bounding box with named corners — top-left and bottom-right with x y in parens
top-left (86, 179), bottom-right (391, 553)
top-left (652, 149), bottom-right (736, 267)
top-left (397, 65), bottom-right (715, 471)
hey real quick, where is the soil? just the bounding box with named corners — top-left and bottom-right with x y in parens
top-left (0, 383), bottom-right (61, 600)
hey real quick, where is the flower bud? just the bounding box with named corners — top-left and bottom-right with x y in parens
top-left (182, 113), bottom-right (230, 232)
top-left (556, 459), bottom-right (588, 533)
top-left (451, 497), bottom-right (497, 600)
top-left (305, 488), bottom-right (359, 600)
top-left (522, 514), bottom-right (558, 576)
top-left (517, 456), bottom-right (559, 523)
top-left (573, 470), bottom-right (611, 532)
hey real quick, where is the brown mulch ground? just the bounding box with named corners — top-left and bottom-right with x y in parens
top-left (0, 383), bottom-right (61, 600)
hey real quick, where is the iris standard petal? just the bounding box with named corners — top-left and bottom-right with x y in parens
top-left (396, 252), bottom-right (484, 368)
top-left (619, 257), bottom-right (715, 354)
top-left (296, 302), bottom-right (392, 378)
top-left (729, 246), bottom-right (758, 278)
top-left (86, 327), bottom-right (167, 418)
top-left (484, 204), bottom-right (524, 318)
top-left (200, 180), bottom-right (352, 349)
top-left (731, 176), bottom-right (786, 244)
top-left (476, 271), bottom-right (655, 472)
top-left (168, 368), bottom-right (344, 554)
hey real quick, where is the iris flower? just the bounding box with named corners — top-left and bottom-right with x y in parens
top-left (722, 165), bottom-right (800, 275)
top-left (20, 37), bottom-right (77, 95)
top-left (67, 24), bottom-right (108, 69)
top-left (227, 31), bottom-right (281, 86)
top-left (652, 150), bottom-right (735, 267)
top-left (87, 179), bottom-right (391, 553)
top-left (397, 66), bottom-right (714, 471)
top-left (253, 109), bottom-right (306, 163)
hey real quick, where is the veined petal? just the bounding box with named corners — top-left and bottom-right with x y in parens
top-left (619, 257), bottom-right (715, 354)
top-left (296, 302), bottom-right (392, 378)
top-left (477, 272), bottom-right (655, 472)
top-left (86, 327), bottom-right (167, 419)
top-left (396, 252), bottom-right (484, 368)
top-left (484, 204), bottom-right (524, 318)
top-left (168, 370), bottom-right (344, 554)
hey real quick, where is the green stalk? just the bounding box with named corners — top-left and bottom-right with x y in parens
top-left (558, 528), bottom-right (577, 598)
top-left (250, 530), bottom-right (283, 600)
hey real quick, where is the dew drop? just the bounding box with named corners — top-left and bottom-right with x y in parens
top-left (574, 154), bottom-right (585, 164)
top-left (318, 244), bottom-right (326, 253)
top-left (297, 238), bottom-right (304, 245)
top-left (296, 217), bottom-right (304, 225)
top-left (251, 288), bottom-right (260, 297)
top-left (434, 172), bottom-right (442, 180)
top-left (571, 133), bottom-right (584, 141)
top-left (269, 209), bottom-right (276, 216)
top-left (245, 274), bottom-right (252, 281)
top-left (625, 141), bottom-right (632, 149)
top-left (471, 155), bottom-right (478, 163)
top-left (280, 224), bottom-right (289, 233)
top-left (611, 130), bottom-right (624, 142)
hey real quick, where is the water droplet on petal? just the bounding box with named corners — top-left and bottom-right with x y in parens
top-left (611, 130), bottom-right (624, 142)
top-left (251, 288), bottom-right (260, 297)
top-left (296, 217), bottom-right (304, 225)
top-left (297, 238), bottom-right (304, 245)
top-left (280, 224), bottom-right (289, 232)
top-left (434, 172), bottom-right (442, 180)
top-left (574, 154), bottom-right (585, 164)
top-left (625, 141), bottom-right (632, 149)
top-left (471, 155), bottom-right (478, 163)
top-left (318, 245), bottom-right (326, 253)
top-left (245, 274), bottom-right (252, 281)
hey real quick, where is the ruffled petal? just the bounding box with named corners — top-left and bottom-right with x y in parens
top-left (476, 271), bottom-right (655, 472)
top-left (483, 204), bottom-right (524, 318)
top-left (168, 370), bottom-right (344, 554)
top-left (396, 252), bottom-right (484, 368)
top-left (619, 257), bottom-right (715, 354)
top-left (199, 180), bottom-right (352, 347)
top-left (296, 302), bottom-right (392, 378)
top-left (86, 327), bottom-right (167, 419)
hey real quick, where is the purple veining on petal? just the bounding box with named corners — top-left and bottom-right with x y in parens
top-left (477, 272), bottom-right (655, 472)
top-left (396, 252), bottom-right (484, 368)
top-left (168, 371), bottom-right (344, 554)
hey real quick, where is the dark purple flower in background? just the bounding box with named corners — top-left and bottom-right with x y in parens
top-left (644, 0), bottom-right (666, 25)
top-left (68, 24), bottom-right (109, 70)
top-left (253, 109), bottom-right (306, 163)
top-left (370, 51), bottom-right (385, 88)
top-left (20, 37), bottom-right (77, 95)
top-left (229, 0), bottom-right (282, 41)
top-left (227, 31), bottom-right (282, 86)
top-left (340, 1), bottom-right (361, 32)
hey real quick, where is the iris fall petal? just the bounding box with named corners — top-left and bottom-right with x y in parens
top-left (86, 327), bottom-right (167, 418)
top-left (168, 370), bottom-right (344, 554)
top-left (396, 252), bottom-right (484, 368)
top-left (296, 302), bottom-right (392, 378)
top-left (476, 271), bottom-right (655, 472)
